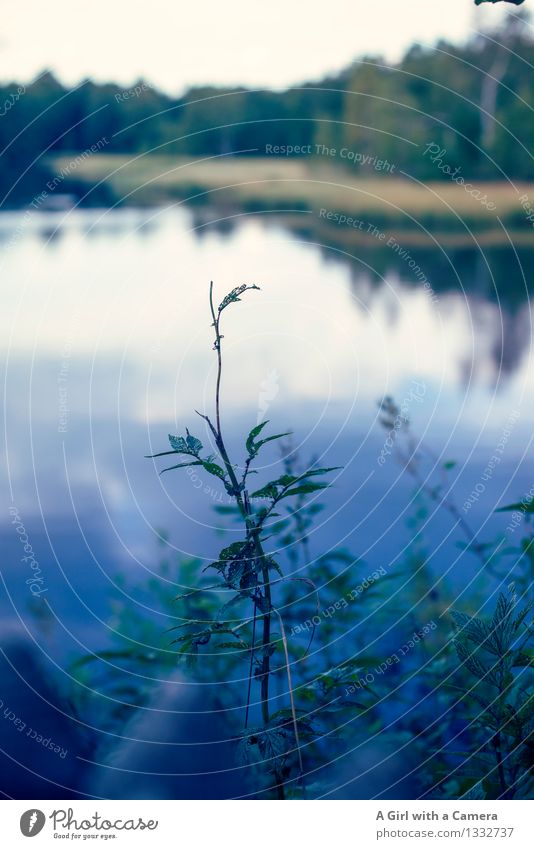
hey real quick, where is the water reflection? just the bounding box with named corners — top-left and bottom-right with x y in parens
top-left (1, 206), bottom-right (532, 653)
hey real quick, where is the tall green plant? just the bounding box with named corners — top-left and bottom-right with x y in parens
top-left (147, 282), bottom-right (339, 796)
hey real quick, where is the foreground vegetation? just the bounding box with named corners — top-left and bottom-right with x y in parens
top-left (69, 285), bottom-right (534, 800)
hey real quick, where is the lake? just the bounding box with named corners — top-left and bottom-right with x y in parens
top-left (1, 203), bottom-right (533, 662)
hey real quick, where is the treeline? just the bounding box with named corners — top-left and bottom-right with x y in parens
top-left (2, 17), bottom-right (534, 203)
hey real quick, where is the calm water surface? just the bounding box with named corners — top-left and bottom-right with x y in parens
top-left (1, 206), bottom-right (533, 658)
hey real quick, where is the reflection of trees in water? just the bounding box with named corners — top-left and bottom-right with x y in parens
top-left (187, 209), bottom-right (534, 382)
top-left (298, 223), bottom-right (534, 383)
top-left (456, 296), bottom-right (531, 389)
top-left (490, 302), bottom-right (532, 379)
top-left (188, 207), bottom-right (534, 312)
top-left (317, 240), bottom-right (534, 310)
top-left (190, 208), bottom-right (241, 239)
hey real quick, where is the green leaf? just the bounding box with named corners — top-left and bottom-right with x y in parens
top-left (161, 460), bottom-right (203, 474)
top-left (251, 483), bottom-right (279, 500)
top-left (168, 434), bottom-right (190, 453)
top-left (185, 428), bottom-right (203, 454)
top-left (202, 461), bottom-right (226, 480)
top-left (245, 420), bottom-right (292, 459)
top-left (265, 556), bottom-right (283, 576)
top-left (145, 450), bottom-right (183, 458)
top-left (491, 592), bottom-right (515, 631)
top-left (206, 540), bottom-right (257, 585)
top-left (213, 505), bottom-right (240, 515)
top-left (279, 482), bottom-right (330, 499)
top-left (455, 640), bottom-right (492, 682)
top-left (513, 599), bottom-right (534, 632)
top-left (246, 421), bottom-right (269, 454)
top-left (496, 498), bottom-right (534, 514)
top-left (250, 467), bottom-right (341, 500)
top-left (219, 541), bottom-right (249, 560)
top-left (218, 284), bottom-right (260, 313)
top-left (255, 431), bottom-right (292, 452)
top-left (277, 467), bottom-right (340, 488)
top-left (300, 466), bottom-right (341, 477)
top-left (451, 611), bottom-right (492, 648)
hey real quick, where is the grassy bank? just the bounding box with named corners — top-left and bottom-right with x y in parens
top-left (48, 154), bottom-right (534, 245)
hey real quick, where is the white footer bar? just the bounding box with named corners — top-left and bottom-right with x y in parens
top-left (2, 799), bottom-right (531, 847)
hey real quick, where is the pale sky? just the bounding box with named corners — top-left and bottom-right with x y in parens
top-left (1, 0), bottom-right (513, 94)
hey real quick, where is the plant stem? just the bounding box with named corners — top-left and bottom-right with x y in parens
top-left (259, 548), bottom-right (272, 724)
top-left (492, 731), bottom-right (509, 799)
top-left (209, 281), bottom-right (224, 440)
top-left (273, 608), bottom-right (304, 780)
top-left (208, 282), bottom-right (273, 727)
top-left (244, 600), bottom-right (257, 728)
top-left (493, 657), bottom-right (512, 799)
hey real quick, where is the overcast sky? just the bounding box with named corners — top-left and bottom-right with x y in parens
top-left (1, 0), bottom-right (514, 94)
